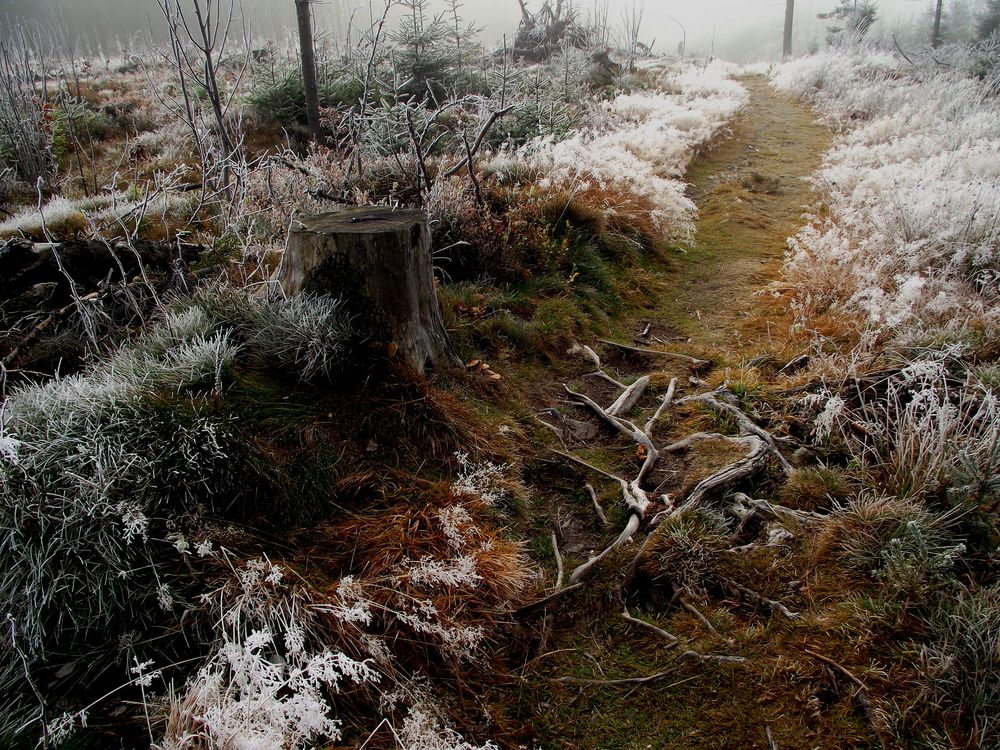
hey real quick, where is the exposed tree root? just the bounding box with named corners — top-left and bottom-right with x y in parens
top-left (716, 576), bottom-right (800, 621)
top-left (607, 375), bottom-right (650, 417)
top-left (586, 483), bottom-right (610, 527)
top-left (676, 388), bottom-right (794, 475)
top-left (644, 377), bottom-right (677, 435)
top-left (568, 514), bottom-right (641, 584)
top-left (551, 531), bottom-right (565, 589)
top-left (678, 592), bottom-right (731, 643)
top-left (621, 607), bottom-right (678, 646)
top-left (596, 338), bottom-right (711, 370)
top-left (514, 582), bottom-right (585, 615)
top-left (728, 492), bottom-right (827, 526)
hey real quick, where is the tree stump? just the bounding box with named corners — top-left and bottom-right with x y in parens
top-left (278, 207), bottom-right (460, 375)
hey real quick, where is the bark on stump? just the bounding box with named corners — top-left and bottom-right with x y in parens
top-left (278, 207), bottom-right (460, 375)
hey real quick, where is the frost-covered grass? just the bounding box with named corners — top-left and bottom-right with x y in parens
top-left (0, 291), bottom-right (352, 661)
top-left (772, 44), bottom-right (1000, 746)
top-left (492, 59), bottom-right (747, 239)
top-left (773, 45), bottom-right (1000, 337)
top-left (0, 189), bottom-right (201, 241)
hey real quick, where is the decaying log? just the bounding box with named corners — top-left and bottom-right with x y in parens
top-left (278, 208), bottom-right (460, 374)
top-left (0, 237), bottom-right (203, 306)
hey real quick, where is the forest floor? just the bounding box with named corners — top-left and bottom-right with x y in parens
top-left (500, 77), bottom-right (890, 750)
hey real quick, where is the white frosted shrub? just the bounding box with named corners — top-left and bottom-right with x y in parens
top-left (161, 557), bottom-right (377, 750)
top-left (488, 58), bottom-right (748, 238)
top-left (773, 47), bottom-right (1000, 333)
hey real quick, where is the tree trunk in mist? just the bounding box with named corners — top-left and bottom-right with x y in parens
top-left (932, 0), bottom-right (944, 48)
top-left (278, 208), bottom-right (460, 375)
top-left (783, 0), bottom-right (795, 58)
top-left (294, 0), bottom-right (322, 141)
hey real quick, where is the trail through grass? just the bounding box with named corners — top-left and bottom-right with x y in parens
top-left (655, 75), bottom-right (830, 354)
top-left (507, 77), bottom-right (876, 750)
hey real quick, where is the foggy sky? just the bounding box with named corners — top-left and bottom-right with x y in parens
top-left (0, 0), bottom-right (941, 62)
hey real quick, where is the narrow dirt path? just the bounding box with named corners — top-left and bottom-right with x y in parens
top-left (650, 75), bottom-right (830, 356)
top-left (518, 77), bottom-right (854, 750)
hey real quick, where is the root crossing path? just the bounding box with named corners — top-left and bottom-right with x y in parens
top-left (522, 78), bottom-right (851, 750)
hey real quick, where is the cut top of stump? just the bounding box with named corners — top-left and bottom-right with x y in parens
top-left (291, 207), bottom-right (427, 236)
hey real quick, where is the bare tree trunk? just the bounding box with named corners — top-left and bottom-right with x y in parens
top-left (931, 0), bottom-right (944, 48)
top-left (278, 208), bottom-right (460, 374)
top-left (295, 0), bottom-right (322, 141)
top-left (783, 0), bottom-right (795, 58)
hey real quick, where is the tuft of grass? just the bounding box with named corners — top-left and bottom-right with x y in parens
top-left (638, 506), bottom-right (729, 597)
top-left (917, 585), bottom-right (1000, 746)
top-left (814, 494), bottom-right (964, 601)
top-left (780, 465), bottom-right (851, 511)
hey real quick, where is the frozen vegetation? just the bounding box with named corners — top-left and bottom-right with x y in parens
top-left (773, 42), bottom-right (1000, 336)
top-left (2, 0), bottom-right (1000, 746)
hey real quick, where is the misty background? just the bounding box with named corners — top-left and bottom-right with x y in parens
top-left (0, 0), bottom-right (943, 62)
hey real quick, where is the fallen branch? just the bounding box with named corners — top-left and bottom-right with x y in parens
top-left (802, 649), bottom-right (867, 691)
top-left (803, 649), bottom-right (887, 749)
top-left (679, 650), bottom-right (747, 664)
top-left (550, 670), bottom-right (678, 687)
top-left (441, 106), bottom-right (515, 179)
